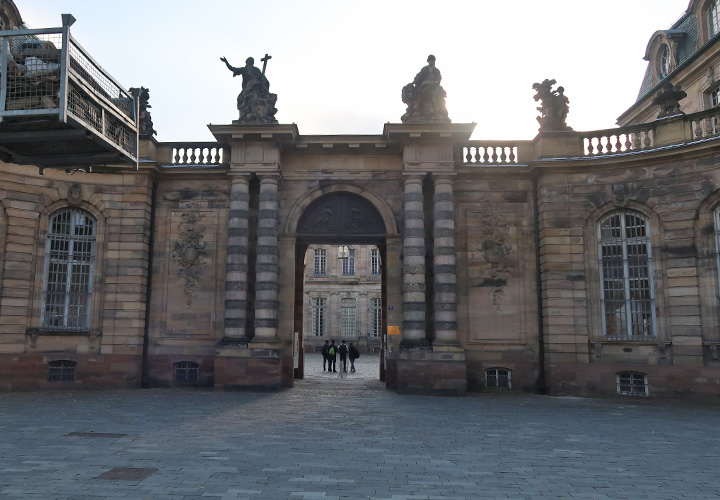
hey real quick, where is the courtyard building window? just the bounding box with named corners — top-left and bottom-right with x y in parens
top-left (370, 298), bottom-right (382, 337)
top-left (48, 360), bottom-right (76, 382)
top-left (313, 248), bottom-right (326, 276)
top-left (371, 247), bottom-right (381, 275)
top-left (710, 0), bottom-right (720, 37)
top-left (42, 208), bottom-right (96, 331)
top-left (486, 368), bottom-right (511, 389)
top-left (714, 207), bottom-right (720, 298)
top-left (598, 211), bottom-right (657, 340)
top-left (311, 297), bottom-right (326, 336)
top-left (617, 372), bottom-right (648, 396)
top-left (712, 87), bottom-right (720, 108)
top-left (174, 361), bottom-right (199, 383)
top-left (342, 248), bottom-right (355, 276)
top-left (341, 298), bottom-right (356, 337)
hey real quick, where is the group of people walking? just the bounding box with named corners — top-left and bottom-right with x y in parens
top-left (321, 339), bottom-right (360, 373)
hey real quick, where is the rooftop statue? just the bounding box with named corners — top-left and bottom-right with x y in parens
top-left (532, 79), bottom-right (572, 132)
top-left (129, 87), bottom-right (156, 138)
top-left (652, 81), bottom-right (687, 119)
top-left (401, 55), bottom-right (451, 124)
top-left (220, 54), bottom-right (278, 125)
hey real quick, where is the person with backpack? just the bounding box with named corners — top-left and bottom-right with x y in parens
top-left (327, 339), bottom-right (337, 373)
top-left (338, 340), bottom-right (349, 373)
top-left (320, 340), bottom-right (330, 371)
top-left (348, 342), bottom-right (360, 373)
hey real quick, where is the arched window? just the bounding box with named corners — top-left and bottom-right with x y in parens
top-left (658, 44), bottom-right (671, 78)
top-left (598, 211), bottom-right (656, 339)
top-left (42, 208), bottom-right (96, 330)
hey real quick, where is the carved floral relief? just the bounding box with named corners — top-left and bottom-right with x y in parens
top-left (474, 213), bottom-right (513, 311)
top-left (172, 202), bottom-right (207, 305)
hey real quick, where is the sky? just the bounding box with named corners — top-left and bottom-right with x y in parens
top-left (17, 0), bottom-right (688, 142)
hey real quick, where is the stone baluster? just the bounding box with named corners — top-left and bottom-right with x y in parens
top-left (433, 175), bottom-right (459, 348)
top-left (223, 174), bottom-right (250, 342)
top-left (253, 175), bottom-right (280, 341)
top-left (401, 174), bottom-right (429, 347)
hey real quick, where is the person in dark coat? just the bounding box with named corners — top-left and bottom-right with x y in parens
top-left (320, 340), bottom-right (330, 371)
top-left (328, 339), bottom-right (337, 373)
top-left (338, 340), bottom-right (349, 372)
top-left (348, 342), bottom-right (360, 373)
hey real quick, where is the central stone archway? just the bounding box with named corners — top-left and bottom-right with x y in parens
top-left (292, 190), bottom-right (391, 383)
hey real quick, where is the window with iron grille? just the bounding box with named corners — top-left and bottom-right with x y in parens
top-left (341, 298), bottom-right (356, 337)
top-left (598, 211), bottom-right (656, 340)
top-left (710, 0), bottom-right (720, 36)
top-left (313, 248), bottom-right (326, 276)
top-left (48, 360), bottom-right (76, 382)
top-left (486, 368), bottom-right (511, 389)
top-left (370, 298), bottom-right (382, 337)
top-left (174, 361), bottom-right (199, 383)
top-left (370, 247), bottom-right (380, 276)
top-left (311, 297), bottom-right (326, 336)
top-left (342, 249), bottom-right (355, 276)
top-left (42, 208), bottom-right (96, 330)
top-left (617, 372), bottom-right (648, 396)
top-left (712, 87), bottom-right (720, 108)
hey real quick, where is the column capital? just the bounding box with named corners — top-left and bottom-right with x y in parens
top-left (401, 173), bottom-right (425, 184)
top-left (432, 173), bottom-right (457, 184)
top-left (258, 172), bottom-right (282, 184)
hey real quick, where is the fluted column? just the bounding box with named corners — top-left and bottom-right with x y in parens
top-left (223, 174), bottom-right (250, 341)
top-left (433, 175), bottom-right (459, 346)
top-left (253, 175), bottom-right (280, 341)
top-left (401, 174), bottom-right (428, 346)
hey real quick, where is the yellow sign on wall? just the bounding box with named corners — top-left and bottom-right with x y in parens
top-left (387, 325), bottom-right (400, 335)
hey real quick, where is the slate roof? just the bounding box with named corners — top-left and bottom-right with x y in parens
top-left (636, 13), bottom-right (699, 101)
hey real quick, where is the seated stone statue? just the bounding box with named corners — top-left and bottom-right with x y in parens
top-left (401, 55), bottom-right (451, 124)
top-left (220, 56), bottom-right (278, 124)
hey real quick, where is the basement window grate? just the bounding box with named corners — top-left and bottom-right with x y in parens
top-left (174, 361), bottom-right (199, 383)
top-left (95, 467), bottom-right (158, 481)
top-left (48, 360), bottom-right (76, 382)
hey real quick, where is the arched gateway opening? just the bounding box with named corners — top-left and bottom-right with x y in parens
top-left (293, 191), bottom-right (388, 382)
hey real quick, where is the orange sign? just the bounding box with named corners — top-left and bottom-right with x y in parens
top-left (387, 325), bottom-right (401, 335)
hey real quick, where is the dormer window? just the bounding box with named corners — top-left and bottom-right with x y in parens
top-left (659, 44), bottom-right (671, 78)
top-left (710, 0), bottom-right (720, 36)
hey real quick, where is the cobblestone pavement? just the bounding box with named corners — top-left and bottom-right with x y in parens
top-left (1, 356), bottom-right (719, 499)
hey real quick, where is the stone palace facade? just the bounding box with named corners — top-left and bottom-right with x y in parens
top-left (1, 0), bottom-right (720, 398)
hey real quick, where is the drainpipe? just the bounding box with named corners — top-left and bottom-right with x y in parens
top-left (533, 177), bottom-right (546, 394)
top-left (141, 180), bottom-right (157, 388)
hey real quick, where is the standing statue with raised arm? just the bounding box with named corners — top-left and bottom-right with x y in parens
top-left (532, 79), bottom-right (572, 132)
top-left (220, 55), bottom-right (278, 124)
top-left (401, 55), bottom-right (451, 124)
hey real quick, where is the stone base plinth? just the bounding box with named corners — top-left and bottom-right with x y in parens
top-left (214, 343), bottom-right (281, 392)
top-left (395, 349), bottom-right (467, 396)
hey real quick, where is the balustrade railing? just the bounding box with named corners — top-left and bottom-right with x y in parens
top-left (581, 124), bottom-right (654, 156)
top-left (689, 107), bottom-right (720, 139)
top-left (156, 142), bottom-right (226, 166)
top-left (460, 140), bottom-right (531, 166)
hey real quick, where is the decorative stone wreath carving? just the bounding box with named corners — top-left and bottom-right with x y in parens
top-left (475, 213), bottom-right (513, 312)
top-left (172, 202), bottom-right (207, 305)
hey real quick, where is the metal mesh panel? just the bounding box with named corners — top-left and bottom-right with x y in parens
top-left (48, 360), bottom-right (76, 382)
top-left (174, 361), bottom-right (199, 383)
top-left (67, 84), bottom-right (102, 132)
top-left (42, 208), bottom-right (96, 330)
top-left (68, 40), bottom-right (133, 119)
top-left (2, 33), bottom-right (63, 111)
top-left (341, 298), bottom-right (356, 337)
top-left (311, 298), bottom-right (326, 336)
top-left (105, 111), bottom-right (136, 154)
top-left (598, 212), bottom-right (656, 340)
